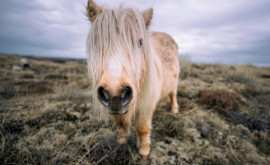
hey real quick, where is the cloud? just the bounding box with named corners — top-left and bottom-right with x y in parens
top-left (0, 0), bottom-right (269, 66)
top-left (0, 0), bottom-right (89, 58)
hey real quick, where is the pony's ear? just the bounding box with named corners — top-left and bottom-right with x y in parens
top-left (142, 8), bottom-right (153, 28)
top-left (86, 0), bottom-right (103, 22)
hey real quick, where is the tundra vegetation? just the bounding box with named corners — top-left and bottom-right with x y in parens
top-left (0, 54), bottom-right (269, 164)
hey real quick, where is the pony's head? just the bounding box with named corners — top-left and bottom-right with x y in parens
top-left (86, 0), bottom-right (153, 117)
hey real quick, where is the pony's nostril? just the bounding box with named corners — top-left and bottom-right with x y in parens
top-left (97, 86), bottom-right (109, 106)
top-left (121, 86), bottom-right (132, 105)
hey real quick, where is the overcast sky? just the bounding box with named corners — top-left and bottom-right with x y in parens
top-left (0, 0), bottom-right (269, 66)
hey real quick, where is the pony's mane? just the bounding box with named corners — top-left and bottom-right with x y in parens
top-left (87, 7), bottom-right (153, 122)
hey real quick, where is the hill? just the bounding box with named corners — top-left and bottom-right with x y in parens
top-left (0, 53), bottom-right (269, 164)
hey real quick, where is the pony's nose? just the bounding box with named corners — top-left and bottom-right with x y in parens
top-left (97, 86), bottom-right (109, 106)
top-left (97, 86), bottom-right (133, 110)
top-left (121, 86), bottom-right (132, 105)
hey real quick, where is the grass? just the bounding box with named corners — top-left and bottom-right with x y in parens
top-left (0, 53), bottom-right (270, 164)
top-left (179, 55), bottom-right (192, 79)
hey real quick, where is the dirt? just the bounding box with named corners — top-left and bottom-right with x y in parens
top-left (0, 53), bottom-right (269, 164)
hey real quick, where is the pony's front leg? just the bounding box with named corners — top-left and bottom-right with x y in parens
top-left (117, 125), bottom-right (130, 144)
top-left (136, 116), bottom-right (152, 160)
top-left (114, 116), bottom-right (130, 144)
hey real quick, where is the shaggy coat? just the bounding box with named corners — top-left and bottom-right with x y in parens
top-left (86, 0), bottom-right (180, 160)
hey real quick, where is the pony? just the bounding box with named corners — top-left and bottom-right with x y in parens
top-left (86, 0), bottom-right (180, 160)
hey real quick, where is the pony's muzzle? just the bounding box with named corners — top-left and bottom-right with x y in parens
top-left (97, 86), bottom-right (133, 114)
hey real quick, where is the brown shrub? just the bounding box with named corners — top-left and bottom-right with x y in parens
top-left (198, 89), bottom-right (240, 114)
top-left (45, 74), bottom-right (68, 80)
top-left (20, 74), bottom-right (34, 79)
top-left (242, 86), bottom-right (258, 97)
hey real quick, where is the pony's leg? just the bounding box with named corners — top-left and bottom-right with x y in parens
top-left (114, 116), bottom-right (130, 144)
top-left (169, 88), bottom-right (179, 113)
top-left (117, 125), bottom-right (130, 144)
top-left (136, 115), bottom-right (152, 160)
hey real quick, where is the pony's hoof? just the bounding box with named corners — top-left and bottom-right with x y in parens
top-left (171, 107), bottom-right (178, 114)
top-left (117, 137), bottom-right (127, 144)
top-left (141, 155), bottom-right (149, 160)
top-left (139, 148), bottom-right (150, 160)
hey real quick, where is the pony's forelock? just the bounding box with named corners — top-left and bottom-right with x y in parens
top-left (87, 7), bottom-right (153, 123)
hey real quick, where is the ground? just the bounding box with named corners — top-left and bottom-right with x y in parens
top-left (0, 53), bottom-right (269, 164)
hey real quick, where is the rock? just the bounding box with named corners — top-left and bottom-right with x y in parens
top-left (12, 65), bottom-right (22, 71)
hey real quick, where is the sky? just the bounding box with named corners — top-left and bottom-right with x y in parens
top-left (0, 0), bottom-right (269, 66)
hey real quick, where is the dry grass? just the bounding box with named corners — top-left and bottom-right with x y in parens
top-left (179, 55), bottom-right (192, 79)
top-left (0, 53), bottom-right (270, 164)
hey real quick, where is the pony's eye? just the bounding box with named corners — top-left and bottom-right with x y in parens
top-left (138, 39), bottom-right (143, 48)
